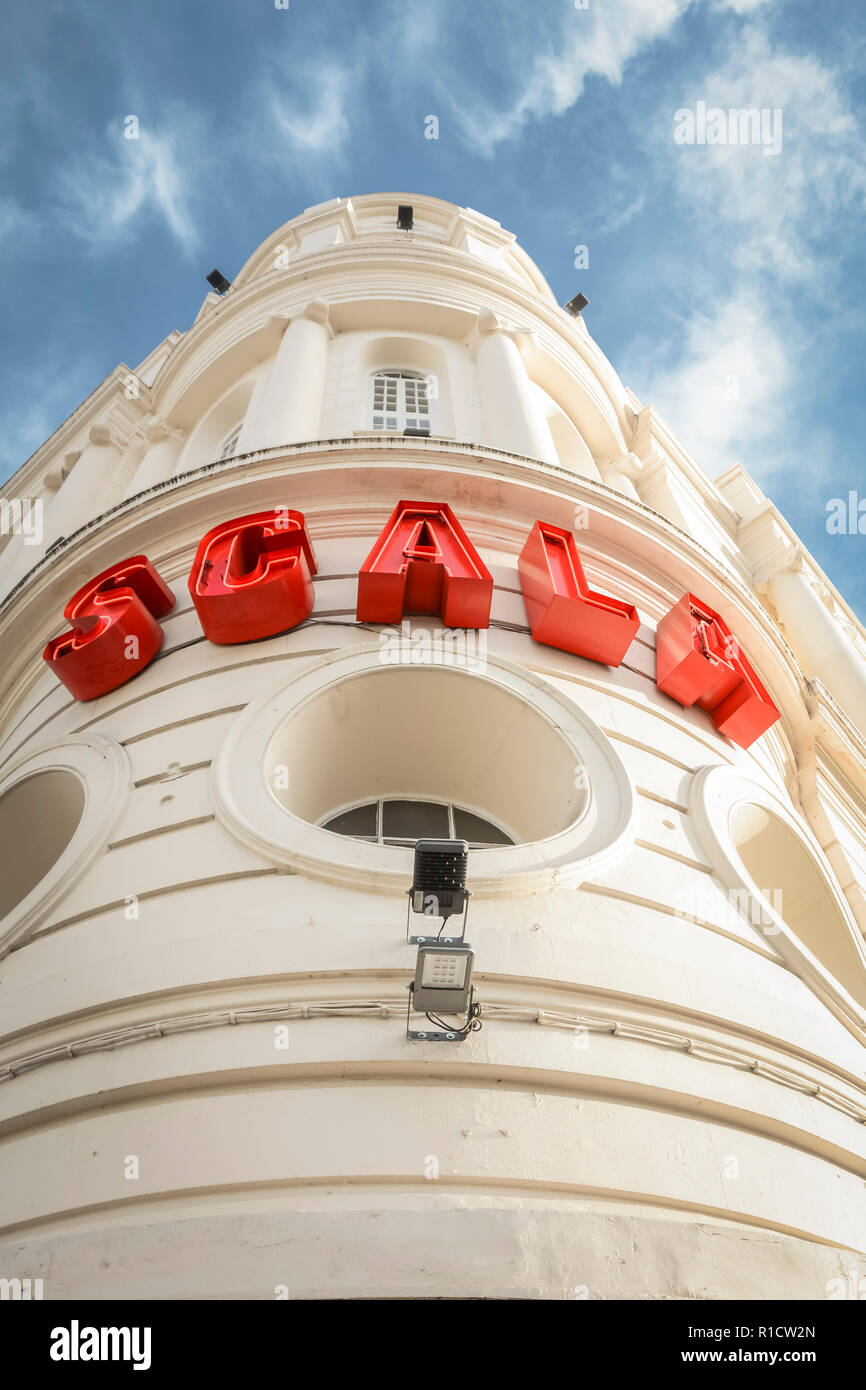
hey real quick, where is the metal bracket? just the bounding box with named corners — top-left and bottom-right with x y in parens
top-left (405, 892), bottom-right (470, 946)
top-left (406, 983), bottom-right (473, 1042)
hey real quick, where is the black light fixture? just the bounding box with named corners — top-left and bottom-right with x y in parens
top-left (407, 838), bottom-right (469, 941)
top-left (206, 268), bottom-right (233, 297)
top-left (404, 840), bottom-right (481, 1041)
top-left (397, 204), bottom-right (414, 231)
top-left (565, 292), bottom-right (590, 317)
top-left (403, 426), bottom-right (430, 438)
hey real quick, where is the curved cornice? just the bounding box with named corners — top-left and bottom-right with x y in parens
top-left (0, 437), bottom-right (822, 774)
top-left (147, 240), bottom-right (632, 453)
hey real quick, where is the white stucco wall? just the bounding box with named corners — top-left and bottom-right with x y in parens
top-left (1, 193), bottom-right (865, 1300)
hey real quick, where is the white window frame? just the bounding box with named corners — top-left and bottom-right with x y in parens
top-left (320, 797), bottom-right (515, 848)
top-left (370, 370), bottom-right (431, 433)
top-left (217, 422), bottom-right (243, 461)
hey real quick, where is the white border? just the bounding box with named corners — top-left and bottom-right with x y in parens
top-left (212, 646), bottom-right (636, 895)
top-left (690, 763), bottom-right (866, 1038)
top-left (0, 733), bottom-right (132, 956)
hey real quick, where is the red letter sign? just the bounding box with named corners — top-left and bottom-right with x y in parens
top-left (43, 556), bottom-right (175, 701)
top-left (357, 500), bottom-right (493, 627)
top-left (518, 520), bottom-right (640, 665)
top-left (656, 594), bottom-right (779, 749)
top-left (188, 508), bottom-right (317, 644)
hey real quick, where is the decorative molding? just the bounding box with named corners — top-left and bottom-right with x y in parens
top-left (211, 645), bottom-right (637, 896)
top-left (2, 992), bottom-right (864, 1129)
top-left (689, 763), bottom-right (866, 1043)
top-left (0, 733), bottom-right (132, 958)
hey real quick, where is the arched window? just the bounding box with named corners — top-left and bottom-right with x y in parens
top-left (217, 423), bottom-right (242, 461)
top-left (371, 371), bottom-right (431, 432)
top-left (321, 798), bottom-right (514, 847)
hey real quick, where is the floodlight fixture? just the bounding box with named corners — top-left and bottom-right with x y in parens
top-left (406, 838), bottom-right (470, 942)
top-left (206, 269), bottom-right (233, 297)
top-left (565, 292), bottom-right (590, 317)
top-left (407, 941), bottom-right (481, 1041)
top-left (403, 426), bottom-right (430, 437)
top-left (397, 204), bottom-right (414, 231)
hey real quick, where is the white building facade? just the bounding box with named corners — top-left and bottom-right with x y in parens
top-left (1, 192), bottom-right (865, 1300)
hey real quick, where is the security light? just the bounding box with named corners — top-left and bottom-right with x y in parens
top-left (403, 426), bottom-right (430, 437)
top-left (408, 838), bottom-right (469, 936)
top-left (413, 942), bottom-right (474, 1012)
top-left (206, 269), bottom-right (233, 297)
top-left (565, 292), bottom-right (589, 317)
top-left (407, 941), bottom-right (481, 1041)
top-left (397, 204), bottom-right (414, 231)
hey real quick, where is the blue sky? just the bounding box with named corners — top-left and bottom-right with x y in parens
top-left (1, 0), bottom-right (864, 614)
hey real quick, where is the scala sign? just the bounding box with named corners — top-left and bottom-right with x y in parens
top-left (42, 499), bottom-right (779, 748)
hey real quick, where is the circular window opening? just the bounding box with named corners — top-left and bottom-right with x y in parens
top-left (266, 665), bottom-right (586, 846)
top-left (730, 800), bottom-right (866, 1008)
top-left (0, 770), bottom-right (85, 920)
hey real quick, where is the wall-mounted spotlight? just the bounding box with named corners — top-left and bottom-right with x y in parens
top-left (206, 269), bottom-right (233, 297)
top-left (406, 838), bottom-right (469, 942)
top-left (404, 841), bottom-right (481, 1041)
top-left (565, 292), bottom-right (589, 317)
top-left (397, 204), bottom-right (414, 231)
top-left (407, 941), bottom-right (481, 1042)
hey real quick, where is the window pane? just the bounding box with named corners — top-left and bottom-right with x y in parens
top-left (382, 799), bottom-right (449, 839)
top-left (323, 803), bottom-right (378, 837)
top-left (453, 808), bottom-right (513, 845)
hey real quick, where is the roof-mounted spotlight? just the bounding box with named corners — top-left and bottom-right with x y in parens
top-left (397, 204), bottom-right (414, 231)
top-left (565, 292), bottom-right (589, 317)
top-left (406, 838), bottom-right (469, 943)
top-left (403, 426), bottom-right (430, 438)
top-left (206, 268), bottom-right (233, 297)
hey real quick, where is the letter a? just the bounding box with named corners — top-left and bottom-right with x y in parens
top-left (356, 500), bottom-right (492, 627)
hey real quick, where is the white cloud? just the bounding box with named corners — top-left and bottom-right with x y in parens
top-left (625, 296), bottom-right (793, 481)
top-left (265, 65), bottom-right (353, 159)
top-left (455, 0), bottom-right (695, 154)
top-left (669, 28), bottom-right (866, 284)
top-left (0, 195), bottom-right (38, 249)
top-left (56, 123), bottom-right (200, 253)
top-left (714, 0), bottom-right (774, 12)
top-left (629, 22), bottom-right (866, 485)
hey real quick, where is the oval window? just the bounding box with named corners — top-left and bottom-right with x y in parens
top-left (730, 800), bottom-right (866, 1008)
top-left (0, 770), bottom-right (85, 921)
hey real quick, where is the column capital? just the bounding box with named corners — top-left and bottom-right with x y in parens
top-left (144, 416), bottom-right (186, 445)
top-left (470, 309), bottom-right (534, 355)
top-left (87, 422), bottom-right (125, 451)
top-left (597, 451), bottom-right (643, 485)
top-left (629, 405), bottom-right (668, 476)
top-left (738, 509), bottom-right (802, 585)
top-left (293, 299), bottom-right (333, 336)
